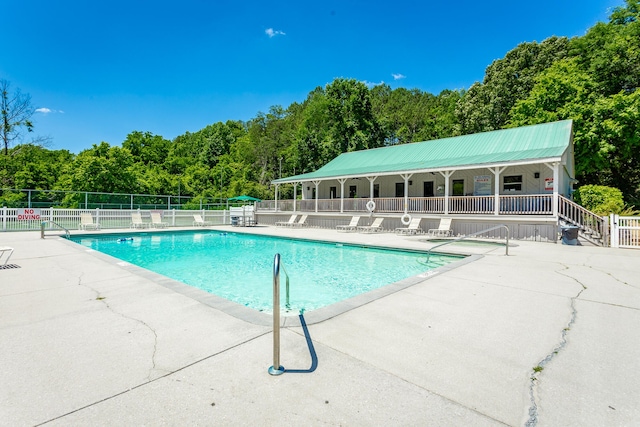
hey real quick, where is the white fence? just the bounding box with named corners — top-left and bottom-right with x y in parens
top-left (1, 208), bottom-right (229, 232)
top-left (610, 214), bottom-right (640, 249)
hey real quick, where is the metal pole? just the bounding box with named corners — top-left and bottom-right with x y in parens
top-left (269, 254), bottom-right (285, 375)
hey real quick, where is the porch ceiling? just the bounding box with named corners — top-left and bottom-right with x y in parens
top-left (274, 120), bottom-right (572, 184)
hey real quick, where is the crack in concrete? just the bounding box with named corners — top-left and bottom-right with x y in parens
top-left (76, 273), bottom-right (159, 381)
top-left (35, 331), bottom-right (270, 426)
top-left (525, 263), bottom-right (586, 427)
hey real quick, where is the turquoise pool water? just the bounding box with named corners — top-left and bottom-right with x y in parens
top-left (71, 231), bottom-right (462, 313)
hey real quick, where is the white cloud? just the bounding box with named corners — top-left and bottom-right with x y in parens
top-left (35, 107), bottom-right (63, 114)
top-left (265, 28), bottom-right (286, 38)
top-left (392, 73), bottom-right (406, 80)
top-left (362, 80), bottom-right (385, 88)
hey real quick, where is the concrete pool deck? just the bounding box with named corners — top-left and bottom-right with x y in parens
top-left (1, 226), bottom-right (639, 426)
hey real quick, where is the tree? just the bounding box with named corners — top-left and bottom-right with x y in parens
top-left (0, 79), bottom-right (46, 155)
top-left (57, 142), bottom-right (139, 194)
top-left (455, 37), bottom-right (570, 134)
top-left (324, 78), bottom-right (383, 159)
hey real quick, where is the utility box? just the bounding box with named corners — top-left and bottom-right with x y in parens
top-left (560, 225), bottom-right (580, 245)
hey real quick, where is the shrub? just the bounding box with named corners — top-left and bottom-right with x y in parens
top-left (574, 185), bottom-right (625, 215)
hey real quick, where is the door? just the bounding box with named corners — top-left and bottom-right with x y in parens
top-left (395, 182), bottom-right (404, 197)
top-left (423, 181), bottom-right (434, 197)
top-left (452, 179), bottom-right (464, 196)
top-left (329, 187), bottom-right (337, 199)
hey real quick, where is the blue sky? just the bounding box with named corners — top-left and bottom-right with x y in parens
top-left (2, 0), bottom-right (623, 154)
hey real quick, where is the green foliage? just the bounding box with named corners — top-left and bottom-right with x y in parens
top-left (2, 4), bottom-right (640, 206)
top-left (0, 190), bottom-right (26, 207)
top-left (456, 37), bottom-right (570, 134)
top-left (574, 185), bottom-right (626, 215)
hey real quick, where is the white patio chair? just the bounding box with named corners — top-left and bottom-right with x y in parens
top-left (336, 216), bottom-right (360, 232)
top-left (290, 214), bottom-right (308, 228)
top-left (193, 214), bottom-right (212, 226)
top-left (357, 217), bottom-right (384, 233)
top-left (395, 217), bottom-right (423, 235)
top-left (276, 215), bottom-right (297, 227)
top-left (130, 212), bottom-right (150, 229)
top-left (0, 247), bottom-right (14, 266)
top-left (79, 212), bottom-right (100, 230)
top-left (151, 212), bottom-right (168, 228)
top-left (427, 218), bottom-right (453, 237)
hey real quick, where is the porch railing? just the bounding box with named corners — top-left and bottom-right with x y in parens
top-left (259, 194), bottom-right (554, 216)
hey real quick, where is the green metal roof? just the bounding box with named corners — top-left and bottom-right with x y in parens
top-left (273, 120), bottom-right (573, 183)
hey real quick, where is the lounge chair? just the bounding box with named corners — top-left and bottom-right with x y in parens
top-left (336, 216), bottom-right (360, 232)
top-left (0, 246), bottom-right (14, 266)
top-left (193, 214), bottom-right (212, 226)
top-left (290, 214), bottom-right (308, 228)
top-left (130, 212), bottom-right (149, 229)
top-left (427, 218), bottom-right (453, 237)
top-left (151, 212), bottom-right (168, 228)
top-left (79, 212), bottom-right (100, 230)
top-left (395, 217), bottom-right (423, 235)
top-left (357, 217), bottom-right (384, 233)
top-left (276, 215), bottom-right (297, 227)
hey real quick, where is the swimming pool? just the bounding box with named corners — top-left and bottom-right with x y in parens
top-left (71, 231), bottom-right (463, 314)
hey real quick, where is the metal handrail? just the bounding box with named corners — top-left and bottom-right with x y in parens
top-left (40, 220), bottom-right (70, 239)
top-left (422, 224), bottom-right (510, 263)
top-left (268, 253), bottom-right (287, 376)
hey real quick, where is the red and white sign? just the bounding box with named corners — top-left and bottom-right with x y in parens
top-left (17, 208), bottom-right (41, 220)
top-left (544, 178), bottom-right (554, 191)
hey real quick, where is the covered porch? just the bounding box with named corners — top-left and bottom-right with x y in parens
top-left (268, 121), bottom-right (576, 219)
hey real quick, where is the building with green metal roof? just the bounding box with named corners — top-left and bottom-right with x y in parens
top-left (262, 120), bottom-right (587, 242)
top-left (272, 120), bottom-right (574, 213)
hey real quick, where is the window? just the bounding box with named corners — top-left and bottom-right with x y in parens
top-left (452, 179), bottom-right (464, 196)
top-left (503, 175), bottom-right (523, 192)
top-left (349, 185), bottom-right (357, 198)
top-left (373, 184), bottom-right (380, 198)
top-left (423, 181), bottom-right (434, 197)
top-left (329, 187), bottom-right (337, 199)
top-left (395, 182), bottom-right (404, 197)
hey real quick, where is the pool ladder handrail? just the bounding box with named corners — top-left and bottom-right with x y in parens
top-left (40, 220), bottom-right (70, 239)
top-left (423, 224), bottom-right (510, 263)
top-left (269, 253), bottom-right (290, 376)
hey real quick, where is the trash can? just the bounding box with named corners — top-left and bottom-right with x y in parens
top-left (231, 216), bottom-right (239, 226)
top-left (560, 225), bottom-right (580, 245)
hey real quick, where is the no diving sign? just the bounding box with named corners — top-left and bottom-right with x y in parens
top-left (17, 208), bottom-right (41, 221)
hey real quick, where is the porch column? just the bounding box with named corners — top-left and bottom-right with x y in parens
top-left (366, 176), bottom-right (377, 202)
top-left (293, 183), bottom-right (298, 213)
top-left (313, 180), bottom-right (321, 213)
top-left (338, 178), bottom-right (347, 213)
top-left (274, 184), bottom-right (280, 212)
top-left (545, 162), bottom-right (560, 217)
top-left (439, 171), bottom-right (453, 215)
top-left (490, 167), bottom-right (506, 215)
top-left (400, 173), bottom-right (413, 214)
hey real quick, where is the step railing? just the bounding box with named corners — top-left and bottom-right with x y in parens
top-left (40, 221), bottom-right (70, 239)
top-left (268, 253), bottom-right (290, 376)
top-left (421, 224), bottom-right (510, 264)
top-left (558, 196), bottom-right (608, 246)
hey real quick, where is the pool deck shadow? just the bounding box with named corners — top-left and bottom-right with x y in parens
top-left (1, 227), bottom-right (639, 426)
